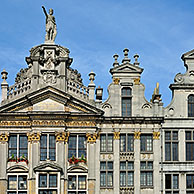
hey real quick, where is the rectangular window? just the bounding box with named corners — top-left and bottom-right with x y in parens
top-left (40, 134), bottom-right (56, 161)
top-left (186, 131), bottom-right (194, 161)
top-left (38, 173), bottom-right (57, 194)
top-left (165, 131), bottom-right (178, 161)
top-left (100, 134), bottom-right (113, 152)
top-left (121, 88), bottom-right (132, 117)
top-left (68, 135), bottom-right (86, 159)
top-left (165, 174), bottom-right (179, 193)
top-left (140, 161), bottom-right (153, 187)
top-left (120, 134), bottom-right (134, 152)
top-left (68, 175), bottom-right (87, 193)
top-left (9, 135), bottom-right (28, 158)
top-left (120, 161), bottom-right (134, 187)
top-left (140, 135), bottom-right (153, 152)
top-left (100, 161), bottom-right (113, 188)
top-left (8, 175), bottom-right (27, 193)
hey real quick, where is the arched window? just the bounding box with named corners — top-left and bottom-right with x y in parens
top-left (188, 95), bottom-right (194, 117)
top-left (121, 88), bottom-right (132, 117)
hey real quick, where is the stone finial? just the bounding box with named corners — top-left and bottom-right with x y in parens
top-left (134, 54), bottom-right (140, 66)
top-left (1, 69), bottom-right (8, 81)
top-left (88, 71), bottom-right (96, 101)
top-left (113, 54), bottom-right (119, 67)
top-left (122, 48), bottom-right (131, 63)
top-left (89, 71), bottom-right (96, 84)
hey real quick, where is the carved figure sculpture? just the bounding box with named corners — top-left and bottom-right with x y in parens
top-left (42, 6), bottom-right (57, 42)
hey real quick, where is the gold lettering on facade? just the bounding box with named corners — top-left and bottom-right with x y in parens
top-left (113, 78), bottom-right (120, 85)
top-left (134, 131), bottom-right (141, 139)
top-left (153, 131), bottom-right (160, 140)
top-left (56, 132), bottom-right (70, 143)
top-left (86, 133), bottom-right (97, 143)
top-left (68, 103), bottom-right (88, 112)
top-left (0, 133), bottom-right (9, 143)
top-left (114, 132), bottom-right (120, 140)
top-left (27, 133), bottom-right (41, 143)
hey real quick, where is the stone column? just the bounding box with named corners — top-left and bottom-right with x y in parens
top-left (1, 70), bottom-right (8, 103)
top-left (113, 131), bottom-right (120, 194)
top-left (86, 133), bottom-right (98, 194)
top-left (134, 131), bottom-right (141, 194)
top-left (55, 131), bottom-right (69, 194)
top-left (27, 132), bottom-right (41, 194)
top-left (153, 131), bottom-right (161, 193)
top-left (88, 71), bottom-right (96, 101)
top-left (0, 133), bottom-right (8, 192)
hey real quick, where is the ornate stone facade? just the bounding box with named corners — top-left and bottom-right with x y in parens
top-left (0, 10), bottom-right (194, 194)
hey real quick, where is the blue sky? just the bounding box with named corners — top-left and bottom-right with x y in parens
top-left (0, 0), bottom-right (194, 106)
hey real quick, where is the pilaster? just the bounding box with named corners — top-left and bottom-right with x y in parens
top-left (134, 130), bottom-right (141, 194)
top-left (113, 131), bottom-right (120, 194)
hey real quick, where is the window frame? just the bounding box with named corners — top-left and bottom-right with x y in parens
top-left (121, 87), bottom-right (132, 117)
top-left (165, 131), bottom-right (179, 161)
top-left (140, 134), bottom-right (153, 153)
top-left (120, 133), bottom-right (134, 152)
top-left (68, 134), bottom-right (87, 159)
top-left (140, 161), bottom-right (153, 187)
top-left (165, 174), bottom-right (179, 193)
top-left (37, 172), bottom-right (59, 194)
top-left (120, 161), bottom-right (134, 187)
top-left (100, 161), bottom-right (114, 188)
top-left (100, 134), bottom-right (114, 153)
top-left (40, 134), bottom-right (56, 161)
top-left (8, 134), bottom-right (28, 159)
top-left (188, 95), bottom-right (194, 117)
top-left (7, 174), bottom-right (28, 194)
top-left (185, 131), bottom-right (194, 161)
top-left (67, 174), bottom-right (87, 194)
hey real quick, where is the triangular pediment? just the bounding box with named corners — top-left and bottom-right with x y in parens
top-left (0, 86), bottom-right (104, 115)
top-left (34, 162), bottom-right (62, 172)
top-left (110, 63), bottom-right (143, 74)
top-left (182, 49), bottom-right (194, 60)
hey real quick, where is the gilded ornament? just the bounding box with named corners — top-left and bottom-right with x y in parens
top-left (114, 132), bottom-right (120, 140)
top-left (0, 133), bottom-right (9, 143)
top-left (113, 78), bottom-right (120, 85)
top-left (56, 132), bottom-right (70, 142)
top-left (134, 131), bottom-right (141, 139)
top-left (134, 78), bottom-right (140, 85)
top-left (153, 131), bottom-right (160, 140)
top-left (27, 133), bottom-right (41, 143)
top-left (86, 133), bottom-right (97, 143)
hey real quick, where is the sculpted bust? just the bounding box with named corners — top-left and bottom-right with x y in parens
top-left (42, 6), bottom-right (57, 43)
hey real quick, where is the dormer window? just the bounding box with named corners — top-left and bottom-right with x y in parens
top-left (121, 88), bottom-right (132, 117)
top-left (188, 95), bottom-right (194, 117)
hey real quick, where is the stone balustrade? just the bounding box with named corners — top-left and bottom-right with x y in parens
top-left (67, 80), bottom-right (89, 100)
top-left (7, 79), bottom-right (32, 99)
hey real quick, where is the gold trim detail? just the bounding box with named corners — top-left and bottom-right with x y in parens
top-left (134, 78), bottom-right (140, 85)
top-left (86, 133), bottom-right (98, 143)
top-left (113, 78), bottom-right (120, 85)
top-left (56, 132), bottom-right (70, 143)
top-left (68, 103), bottom-right (88, 113)
top-left (153, 131), bottom-right (160, 140)
top-left (114, 132), bottom-right (120, 140)
top-left (0, 133), bottom-right (9, 143)
top-left (0, 121), bottom-right (31, 126)
top-left (134, 131), bottom-right (141, 139)
top-left (66, 121), bottom-right (96, 127)
top-left (27, 133), bottom-right (40, 143)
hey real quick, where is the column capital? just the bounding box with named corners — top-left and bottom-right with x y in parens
top-left (114, 131), bottom-right (120, 140)
top-left (0, 132), bottom-right (9, 144)
top-left (56, 132), bottom-right (70, 143)
top-left (86, 133), bottom-right (98, 143)
top-left (27, 132), bottom-right (41, 143)
top-left (153, 131), bottom-right (160, 140)
top-left (134, 131), bottom-right (141, 139)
